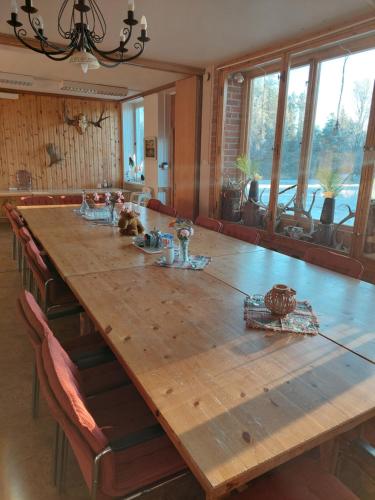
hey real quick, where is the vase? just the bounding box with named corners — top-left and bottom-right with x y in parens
top-left (79, 191), bottom-right (89, 215)
top-left (179, 239), bottom-right (190, 263)
top-left (248, 179), bottom-right (259, 202)
top-left (109, 204), bottom-right (118, 225)
top-left (264, 284), bottom-right (296, 316)
top-left (320, 197), bottom-right (335, 225)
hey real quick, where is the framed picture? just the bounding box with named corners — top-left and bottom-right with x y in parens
top-left (144, 137), bottom-right (157, 159)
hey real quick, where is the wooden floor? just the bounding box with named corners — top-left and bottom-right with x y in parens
top-left (0, 221), bottom-right (203, 500)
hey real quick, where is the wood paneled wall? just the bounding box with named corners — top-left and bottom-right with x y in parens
top-left (0, 94), bottom-right (122, 190)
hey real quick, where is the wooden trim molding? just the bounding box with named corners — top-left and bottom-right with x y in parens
top-left (120, 82), bottom-right (176, 103)
top-left (0, 32), bottom-right (204, 76)
top-left (215, 14), bottom-right (375, 72)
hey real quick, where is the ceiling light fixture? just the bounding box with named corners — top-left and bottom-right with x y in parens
top-left (7, 0), bottom-right (150, 73)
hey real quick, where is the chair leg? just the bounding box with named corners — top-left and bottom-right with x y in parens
top-left (12, 233), bottom-right (16, 260)
top-left (53, 423), bottom-right (60, 486)
top-left (58, 432), bottom-right (69, 494)
top-left (31, 360), bottom-right (40, 419)
top-left (17, 241), bottom-right (22, 272)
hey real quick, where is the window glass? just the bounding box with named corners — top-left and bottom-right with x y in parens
top-left (308, 49), bottom-right (375, 227)
top-left (276, 65), bottom-right (309, 234)
top-left (122, 100), bottom-right (144, 183)
top-left (248, 71), bottom-right (280, 208)
top-left (364, 173), bottom-right (375, 258)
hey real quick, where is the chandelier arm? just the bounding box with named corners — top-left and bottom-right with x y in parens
top-left (40, 42), bottom-right (77, 62)
top-left (13, 27), bottom-right (63, 55)
top-left (91, 41), bottom-right (145, 64)
top-left (86, 33), bottom-right (125, 56)
top-left (88, 0), bottom-right (106, 42)
top-left (28, 11), bottom-right (77, 54)
top-left (58, 0), bottom-right (74, 39)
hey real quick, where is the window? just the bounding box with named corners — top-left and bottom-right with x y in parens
top-left (308, 49), bottom-right (375, 227)
top-left (220, 64), bottom-right (281, 226)
top-left (122, 100), bottom-right (144, 183)
top-left (364, 174), bottom-right (375, 259)
top-left (219, 35), bottom-right (375, 259)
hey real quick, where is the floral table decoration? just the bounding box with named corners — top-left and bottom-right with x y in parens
top-left (169, 218), bottom-right (194, 263)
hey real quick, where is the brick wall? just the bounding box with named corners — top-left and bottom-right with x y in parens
top-left (222, 79), bottom-right (245, 180)
top-left (209, 73), bottom-right (246, 214)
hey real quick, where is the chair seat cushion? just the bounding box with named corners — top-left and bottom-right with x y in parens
top-left (233, 458), bottom-right (358, 500)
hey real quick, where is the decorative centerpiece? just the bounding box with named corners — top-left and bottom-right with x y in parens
top-left (79, 190), bottom-right (90, 215)
top-left (102, 191), bottom-right (124, 225)
top-left (264, 284), bottom-right (296, 316)
top-left (169, 218), bottom-right (194, 263)
top-left (118, 209), bottom-right (144, 236)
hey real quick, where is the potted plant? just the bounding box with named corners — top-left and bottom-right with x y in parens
top-left (316, 166), bottom-right (351, 224)
top-left (235, 155), bottom-right (262, 226)
top-left (221, 176), bottom-right (242, 221)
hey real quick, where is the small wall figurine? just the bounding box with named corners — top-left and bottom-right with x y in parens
top-left (118, 209), bottom-right (145, 236)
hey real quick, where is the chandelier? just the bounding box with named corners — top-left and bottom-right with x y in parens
top-left (7, 0), bottom-right (150, 73)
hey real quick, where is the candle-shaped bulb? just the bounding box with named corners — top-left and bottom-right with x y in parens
top-left (11, 0), bottom-right (18, 14)
top-left (128, 0), bottom-right (135, 12)
top-left (120, 29), bottom-right (126, 43)
top-left (37, 15), bottom-right (44, 30)
top-left (140, 15), bottom-right (147, 30)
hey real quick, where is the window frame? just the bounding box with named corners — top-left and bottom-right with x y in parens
top-left (215, 29), bottom-right (375, 262)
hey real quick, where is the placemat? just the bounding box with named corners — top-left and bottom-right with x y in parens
top-left (155, 254), bottom-right (211, 270)
top-left (244, 294), bottom-right (319, 336)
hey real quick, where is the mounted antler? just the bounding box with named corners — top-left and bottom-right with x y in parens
top-left (89, 110), bottom-right (110, 128)
top-left (332, 204), bottom-right (356, 251)
top-left (63, 103), bottom-right (110, 134)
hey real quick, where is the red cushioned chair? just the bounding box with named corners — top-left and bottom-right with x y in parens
top-left (222, 223), bottom-right (260, 245)
top-left (304, 247), bottom-right (364, 279)
top-left (24, 239), bottom-right (82, 319)
top-left (232, 457), bottom-right (358, 500)
top-left (195, 215), bottom-right (223, 232)
top-left (8, 208), bottom-right (25, 266)
top-left (158, 203), bottom-right (178, 217)
top-left (20, 195), bottom-right (56, 205)
top-left (18, 227), bottom-right (35, 287)
top-left (147, 198), bottom-right (162, 211)
top-left (59, 195), bottom-right (83, 205)
top-left (18, 290), bottom-right (126, 418)
top-left (42, 332), bottom-right (187, 499)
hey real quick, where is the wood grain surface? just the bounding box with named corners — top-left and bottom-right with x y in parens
top-left (67, 266), bottom-right (375, 498)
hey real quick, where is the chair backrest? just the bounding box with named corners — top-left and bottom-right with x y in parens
top-left (25, 240), bottom-right (52, 298)
top-left (59, 195), bottom-right (82, 205)
top-left (3, 202), bottom-right (13, 217)
top-left (222, 223), bottom-right (260, 245)
top-left (18, 226), bottom-right (32, 244)
top-left (20, 196), bottom-right (55, 206)
top-left (8, 209), bottom-right (25, 235)
top-left (195, 215), bottom-right (223, 233)
top-left (147, 198), bottom-right (162, 211)
top-left (36, 340), bottom-right (95, 488)
top-left (42, 333), bottom-right (108, 455)
top-left (158, 204), bottom-right (177, 217)
top-left (17, 290), bottom-right (50, 349)
top-left (305, 247), bottom-right (364, 279)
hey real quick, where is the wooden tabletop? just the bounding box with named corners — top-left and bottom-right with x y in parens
top-left (18, 206), bottom-right (264, 277)
top-left (203, 251), bottom-right (375, 363)
top-left (67, 266), bottom-right (375, 499)
top-left (18, 205), bottom-right (375, 498)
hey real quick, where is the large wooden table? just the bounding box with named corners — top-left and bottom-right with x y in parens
top-left (19, 206), bottom-right (264, 277)
top-left (19, 206), bottom-right (375, 499)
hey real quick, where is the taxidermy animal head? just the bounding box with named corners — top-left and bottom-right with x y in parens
top-left (64, 106), bottom-right (110, 135)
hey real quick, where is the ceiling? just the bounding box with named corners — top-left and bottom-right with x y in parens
top-left (0, 0), bottom-right (373, 95)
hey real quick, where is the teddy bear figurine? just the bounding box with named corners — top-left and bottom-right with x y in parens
top-left (118, 209), bottom-right (145, 236)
